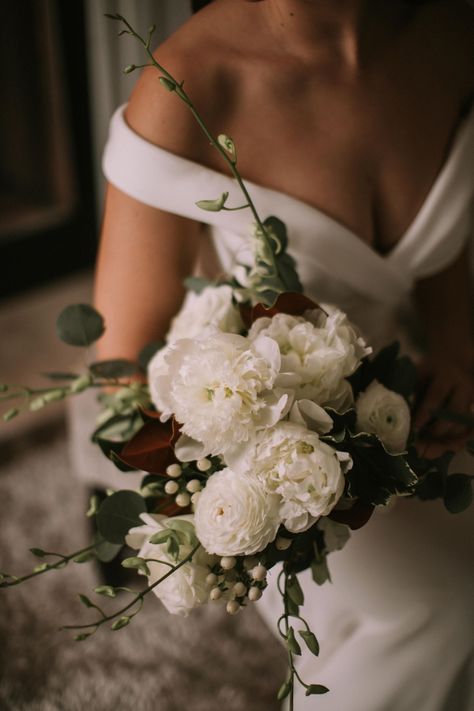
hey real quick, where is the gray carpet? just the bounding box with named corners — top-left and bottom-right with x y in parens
top-left (0, 422), bottom-right (286, 711)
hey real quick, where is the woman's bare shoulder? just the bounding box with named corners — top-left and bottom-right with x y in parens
top-left (124, 1), bottom-right (252, 162)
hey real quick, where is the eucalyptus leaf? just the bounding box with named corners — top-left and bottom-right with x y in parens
top-left (56, 304), bottom-right (105, 347)
top-left (96, 490), bottom-right (147, 544)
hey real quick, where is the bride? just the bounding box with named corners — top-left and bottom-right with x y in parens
top-left (94, 0), bottom-right (474, 708)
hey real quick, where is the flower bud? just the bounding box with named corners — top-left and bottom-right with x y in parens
top-left (226, 600), bottom-right (240, 615)
top-left (248, 586), bottom-right (262, 602)
top-left (196, 458), bottom-right (212, 472)
top-left (251, 564), bottom-right (267, 581)
top-left (220, 556), bottom-right (236, 570)
top-left (191, 491), bottom-right (201, 506)
top-left (164, 480), bottom-right (179, 495)
top-left (175, 492), bottom-right (191, 508)
top-left (166, 463), bottom-right (182, 478)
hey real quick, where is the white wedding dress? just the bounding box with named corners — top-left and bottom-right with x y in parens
top-left (102, 104), bottom-right (474, 711)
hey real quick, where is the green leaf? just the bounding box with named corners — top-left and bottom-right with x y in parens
top-left (166, 536), bottom-right (180, 561)
top-left (277, 680), bottom-right (293, 701)
top-left (287, 575), bottom-right (304, 606)
top-left (96, 490), bottom-right (147, 544)
top-left (149, 530), bottom-right (173, 545)
top-left (286, 596), bottom-right (300, 617)
top-left (183, 276), bottom-right (214, 294)
top-left (89, 359), bottom-right (140, 379)
top-left (305, 684), bottom-right (330, 696)
top-left (262, 216), bottom-right (288, 253)
top-left (286, 626), bottom-right (302, 656)
top-left (444, 474), bottom-right (473, 514)
top-left (166, 519), bottom-right (197, 546)
top-left (74, 633), bottom-right (92, 641)
top-left (159, 77), bottom-right (177, 92)
top-left (93, 534), bottom-right (123, 563)
top-left (29, 548), bottom-right (46, 558)
top-left (33, 563), bottom-right (48, 573)
top-left (217, 134), bottom-right (237, 162)
top-left (111, 616), bottom-right (131, 631)
top-left (195, 192), bottom-right (229, 212)
top-left (121, 557), bottom-right (150, 576)
top-left (42, 371), bottom-right (79, 381)
top-left (138, 341), bottom-right (164, 370)
top-left (73, 550), bottom-right (96, 564)
top-left (94, 585), bottom-right (117, 598)
top-left (299, 630), bottom-right (320, 656)
top-left (78, 594), bottom-right (94, 608)
top-left (311, 558), bottom-right (331, 586)
top-left (56, 304), bottom-right (105, 347)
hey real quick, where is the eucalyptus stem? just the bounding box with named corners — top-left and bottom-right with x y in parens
top-left (61, 543), bottom-right (201, 634)
top-left (110, 14), bottom-right (282, 283)
top-left (0, 544), bottom-right (95, 588)
top-left (282, 569), bottom-right (295, 711)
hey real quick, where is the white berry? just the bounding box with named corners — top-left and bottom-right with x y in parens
top-left (248, 586), bottom-right (262, 602)
top-left (175, 492), bottom-right (191, 508)
top-left (220, 556), bottom-right (236, 570)
top-left (226, 600), bottom-right (240, 615)
top-left (196, 458), bottom-right (212, 472)
top-left (209, 587), bottom-right (222, 601)
top-left (186, 479), bottom-right (201, 493)
top-left (233, 582), bottom-right (247, 597)
top-left (164, 480), bottom-right (179, 495)
top-left (166, 463), bottom-right (182, 478)
top-left (191, 491), bottom-right (201, 506)
top-left (275, 536), bottom-right (292, 551)
top-left (206, 573), bottom-right (218, 586)
top-left (251, 564), bottom-right (267, 581)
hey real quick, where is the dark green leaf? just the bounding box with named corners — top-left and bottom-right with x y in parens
top-left (311, 558), bottom-right (331, 585)
top-left (299, 630), bottom-right (320, 656)
top-left (286, 596), bottom-right (300, 617)
top-left (75, 633), bottom-right (91, 641)
top-left (263, 216), bottom-right (288, 253)
top-left (78, 594), bottom-right (94, 608)
top-left (286, 627), bottom-right (302, 655)
top-left (29, 548), bottom-right (46, 558)
top-left (383, 355), bottom-right (417, 398)
top-left (138, 341), bottom-right (165, 370)
top-left (149, 530), bottom-right (173, 545)
top-left (56, 304), bottom-right (105, 347)
top-left (444, 474), bottom-right (473, 514)
top-left (93, 534), bottom-right (123, 563)
top-left (42, 371), bottom-right (79, 381)
top-left (287, 575), bottom-right (304, 606)
top-left (96, 490), bottom-right (147, 544)
top-left (89, 359), bottom-right (140, 379)
top-left (277, 680), bottom-right (293, 701)
top-left (111, 616), bottom-right (131, 630)
top-left (305, 684), bottom-right (330, 696)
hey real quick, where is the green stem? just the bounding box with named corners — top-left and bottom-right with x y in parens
top-left (61, 543), bottom-right (201, 633)
top-left (0, 544), bottom-right (95, 588)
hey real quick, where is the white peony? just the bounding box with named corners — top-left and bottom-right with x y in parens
top-left (166, 285), bottom-right (244, 343)
top-left (194, 467), bottom-right (281, 556)
top-left (148, 332), bottom-right (289, 459)
top-left (248, 305), bottom-right (371, 409)
top-left (125, 513), bottom-right (217, 616)
top-left (355, 380), bottom-right (411, 453)
top-left (228, 422), bottom-right (348, 533)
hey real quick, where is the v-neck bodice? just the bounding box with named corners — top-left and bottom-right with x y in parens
top-left (103, 104), bottom-right (474, 345)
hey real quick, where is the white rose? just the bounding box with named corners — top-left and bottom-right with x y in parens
top-left (166, 285), bottom-right (243, 343)
top-left (125, 513), bottom-right (217, 616)
top-left (228, 422), bottom-right (347, 533)
top-left (248, 305), bottom-right (370, 409)
top-left (148, 331), bottom-right (289, 459)
top-left (355, 380), bottom-right (411, 453)
top-left (194, 467), bottom-right (281, 556)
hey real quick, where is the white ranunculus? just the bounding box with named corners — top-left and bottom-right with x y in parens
top-left (148, 331), bottom-right (289, 458)
top-left (248, 305), bottom-right (370, 409)
top-left (166, 285), bottom-right (244, 343)
top-left (125, 513), bottom-right (217, 616)
top-left (355, 380), bottom-right (411, 453)
top-left (228, 422), bottom-right (347, 533)
top-left (194, 467), bottom-right (281, 556)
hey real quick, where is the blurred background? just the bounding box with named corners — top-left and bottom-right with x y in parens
top-left (0, 0), bottom-right (194, 437)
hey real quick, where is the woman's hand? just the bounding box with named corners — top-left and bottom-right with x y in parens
top-left (415, 348), bottom-right (473, 458)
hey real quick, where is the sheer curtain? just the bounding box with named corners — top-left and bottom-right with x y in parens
top-left (85, 0), bottom-right (191, 208)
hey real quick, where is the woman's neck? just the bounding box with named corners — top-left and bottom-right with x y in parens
top-left (261, 0), bottom-right (412, 69)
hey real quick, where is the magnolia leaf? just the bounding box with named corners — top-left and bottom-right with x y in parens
top-left (286, 626), bottom-right (302, 656)
top-left (96, 490), bottom-right (147, 544)
top-left (89, 359), bottom-right (140, 379)
top-left (299, 630), bottom-right (320, 656)
top-left (305, 684), bottom-right (330, 696)
top-left (444, 473), bottom-right (473, 514)
top-left (195, 192), bottom-right (229, 212)
top-left (56, 304), bottom-right (105, 347)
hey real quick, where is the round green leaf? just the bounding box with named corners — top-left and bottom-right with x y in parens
top-left (56, 304), bottom-right (105, 347)
top-left (96, 490), bottom-right (147, 544)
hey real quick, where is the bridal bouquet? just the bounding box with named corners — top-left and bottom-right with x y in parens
top-left (1, 15), bottom-right (472, 707)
